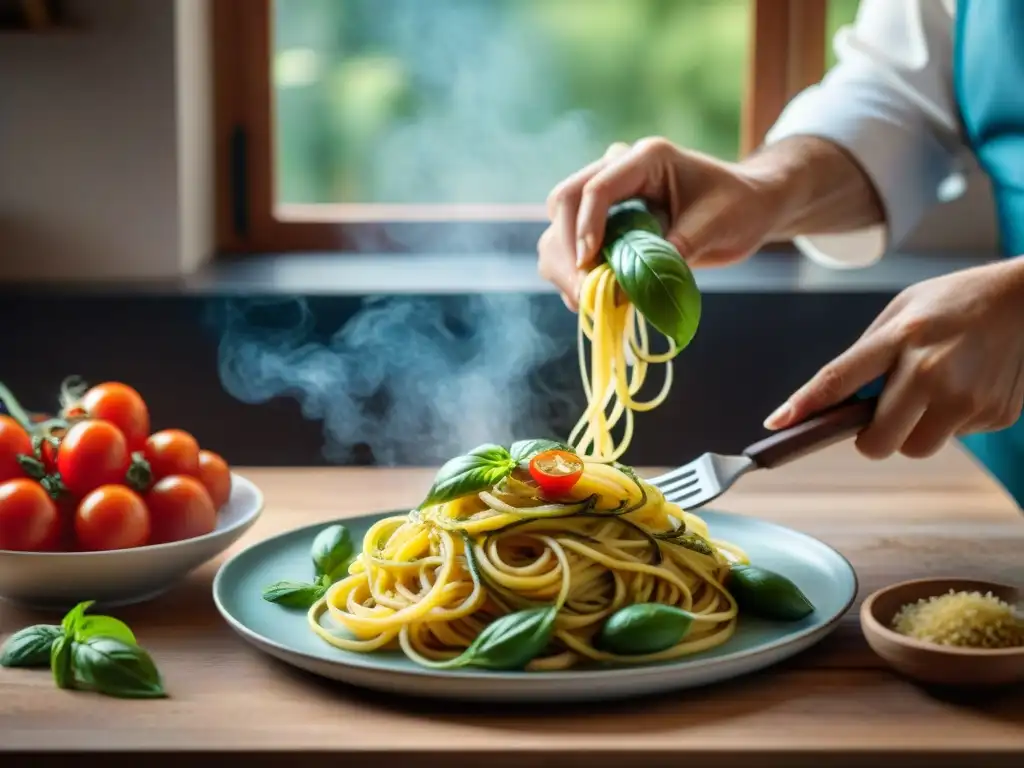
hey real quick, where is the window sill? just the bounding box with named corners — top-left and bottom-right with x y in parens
top-left (0, 248), bottom-right (997, 296)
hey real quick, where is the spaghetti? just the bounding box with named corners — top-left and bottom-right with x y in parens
top-left (308, 460), bottom-right (747, 670)
top-left (568, 263), bottom-right (676, 463)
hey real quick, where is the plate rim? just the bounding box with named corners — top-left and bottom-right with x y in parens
top-left (213, 507), bottom-right (858, 682)
top-left (0, 472), bottom-right (264, 559)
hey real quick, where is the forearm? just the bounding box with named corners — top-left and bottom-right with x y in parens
top-left (739, 135), bottom-right (886, 242)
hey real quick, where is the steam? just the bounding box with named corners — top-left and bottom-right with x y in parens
top-left (215, 296), bottom-right (579, 465)
top-left (217, 1), bottom-right (602, 464)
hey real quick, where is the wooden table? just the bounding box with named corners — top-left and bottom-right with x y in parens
top-left (2, 444), bottom-right (1023, 766)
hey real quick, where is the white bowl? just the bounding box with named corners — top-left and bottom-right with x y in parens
top-left (0, 472), bottom-right (264, 610)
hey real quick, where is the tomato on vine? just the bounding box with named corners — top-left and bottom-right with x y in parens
top-left (0, 479), bottom-right (60, 551)
top-left (79, 382), bottom-right (151, 453)
top-left (146, 475), bottom-right (216, 544)
top-left (0, 415), bottom-right (32, 483)
top-left (75, 485), bottom-right (150, 551)
top-left (197, 450), bottom-right (232, 509)
top-left (57, 419), bottom-right (130, 498)
top-left (144, 429), bottom-right (200, 480)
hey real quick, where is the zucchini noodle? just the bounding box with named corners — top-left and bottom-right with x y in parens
top-left (308, 461), bottom-right (748, 670)
top-left (569, 263), bottom-right (676, 463)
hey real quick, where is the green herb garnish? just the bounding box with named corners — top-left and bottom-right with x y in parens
top-left (0, 600), bottom-right (166, 699)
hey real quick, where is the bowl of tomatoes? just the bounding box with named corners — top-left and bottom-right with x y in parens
top-left (0, 378), bottom-right (264, 609)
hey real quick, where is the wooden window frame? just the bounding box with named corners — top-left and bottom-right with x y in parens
top-left (213, 0), bottom-right (828, 254)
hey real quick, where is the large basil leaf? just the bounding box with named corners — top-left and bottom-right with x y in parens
top-left (607, 230), bottom-right (702, 351)
top-left (509, 439), bottom-right (573, 466)
top-left (419, 444), bottom-right (516, 508)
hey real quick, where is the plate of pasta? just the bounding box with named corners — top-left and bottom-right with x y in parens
top-left (214, 200), bottom-right (855, 701)
top-left (214, 449), bottom-right (856, 702)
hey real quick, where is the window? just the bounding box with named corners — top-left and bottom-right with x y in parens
top-left (214, 0), bottom-right (834, 253)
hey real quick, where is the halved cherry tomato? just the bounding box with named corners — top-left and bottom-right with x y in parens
top-left (528, 449), bottom-right (584, 497)
top-left (146, 475), bottom-right (216, 544)
top-left (0, 479), bottom-right (60, 552)
top-left (80, 382), bottom-right (150, 452)
top-left (144, 429), bottom-right (200, 480)
top-left (75, 485), bottom-right (150, 551)
top-left (57, 419), bottom-right (130, 498)
top-left (197, 450), bottom-right (232, 510)
top-left (0, 415), bottom-right (32, 483)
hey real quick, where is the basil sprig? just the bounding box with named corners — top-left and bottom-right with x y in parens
top-left (419, 440), bottom-right (580, 508)
top-left (419, 444), bottom-right (518, 508)
top-left (262, 522), bottom-right (356, 609)
top-left (0, 600), bottom-right (166, 699)
top-left (603, 199), bottom-right (702, 352)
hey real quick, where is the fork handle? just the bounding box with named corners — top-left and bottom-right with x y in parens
top-left (743, 396), bottom-right (879, 470)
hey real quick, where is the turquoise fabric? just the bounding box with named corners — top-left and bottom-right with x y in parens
top-left (953, 0), bottom-right (1024, 505)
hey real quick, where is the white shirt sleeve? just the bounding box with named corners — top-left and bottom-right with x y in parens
top-left (765, 0), bottom-right (968, 268)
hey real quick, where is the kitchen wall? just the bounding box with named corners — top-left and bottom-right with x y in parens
top-left (0, 1), bottom-right (1002, 283)
top-left (0, 0), bottom-right (212, 280)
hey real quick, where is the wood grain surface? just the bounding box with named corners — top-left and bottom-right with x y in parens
top-left (2, 443), bottom-right (1023, 766)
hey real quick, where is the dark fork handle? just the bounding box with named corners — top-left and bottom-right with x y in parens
top-left (743, 396), bottom-right (879, 470)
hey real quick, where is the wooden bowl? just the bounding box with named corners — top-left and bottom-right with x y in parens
top-left (860, 577), bottom-right (1024, 687)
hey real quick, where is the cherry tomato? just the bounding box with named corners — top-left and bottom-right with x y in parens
top-left (145, 475), bottom-right (216, 544)
top-left (80, 382), bottom-right (150, 453)
top-left (0, 415), bottom-right (32, 483)
top-left (144, 429), bottom-right (200, 480)
top-left (0, 479), bottom-right (60, 552)
top-left (57, 419), bottom-right (130, 498)
top-left (197, 450), bottom-right (232, 509)
top-left (528, 449), bottom-right (585, 497)
top-left (75, 485), bottom-right (150, 551)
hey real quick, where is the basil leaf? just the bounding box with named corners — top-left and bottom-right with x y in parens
top-left (50, 634), bottom-right (73, 689)
top-left (607, 230), bottom-right (702, 351)
top-left (72, 636), bottom-right (167, 699)
top-left (597, 603), bottom-right (694, 656)
top-left (261, 580), bottom-right (327, 609)
top-left (459, 606), bottom-right (557, 671)
top-left (75, 615), bottom-right (136, 646)
top-left (509, 439), bottom-right (573, 466)
top-left (728, 564), bottom-right (815, 621)
top-left (310, 524), bottom-right (354, 581)
top-left (61, 600), bottom-right (95, 634)
top-left (419, 444), bottom-right (517, 508)
top-left (0, 624), bottom-right (62, 668)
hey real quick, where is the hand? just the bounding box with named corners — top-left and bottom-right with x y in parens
top-left (764, 259), bottom-right (1024, 459)
top-left (538, 138), bottom-right (782, 310)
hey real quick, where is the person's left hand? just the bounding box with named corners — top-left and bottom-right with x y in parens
top-left (763, 258), bottom-right (1024, 459)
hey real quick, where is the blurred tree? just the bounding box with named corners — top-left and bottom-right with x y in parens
top-left (272, 0), bottom-right (759, 205)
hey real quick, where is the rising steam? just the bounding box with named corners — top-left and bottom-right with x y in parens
top-left (215, 295), bottom-right (580, 465)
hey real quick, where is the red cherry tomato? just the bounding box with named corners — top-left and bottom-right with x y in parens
top-left (0, 416), bottom-right (33, 483)
top-left (144, 429), bottom-right (200, 480)
top-left (80, 382), bottom-right (151, 453)
top-left (528, 449), bottom-right (584, 497)
top-left (75, 485), bottom-right (150, 551)
top-left (145, 475), bottom-right (216, 544)
top-left (197, 450), bottom-right (232, 510)
top-left (0, 479), bottom-right (60, 552)
top-left (57, 420), bottom-right (130, 498)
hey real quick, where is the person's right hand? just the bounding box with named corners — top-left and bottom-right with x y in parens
top-left (538, 138), bottom-right (783, 310)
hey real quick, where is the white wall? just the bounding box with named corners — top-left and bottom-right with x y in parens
top-left (0, 0), bottom-right (212, 281)
top-left (0, 2), bottom-right (999, 283)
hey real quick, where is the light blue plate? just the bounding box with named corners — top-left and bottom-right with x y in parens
top-left (213, 509), bottom-right (857, 702)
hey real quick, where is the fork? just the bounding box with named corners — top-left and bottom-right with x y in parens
top-left (648, 394), bottom-right (880, 509)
